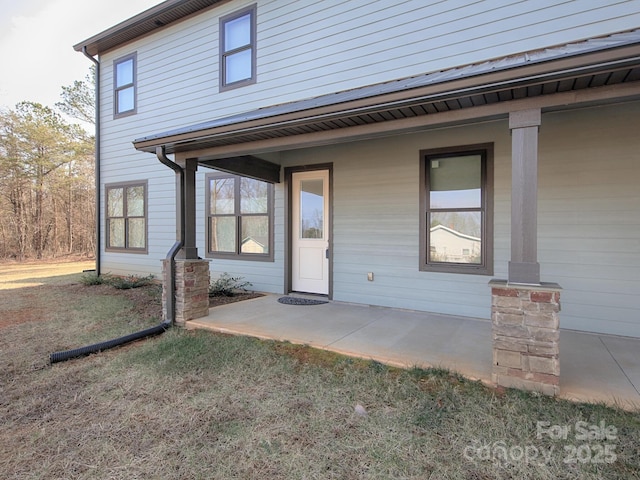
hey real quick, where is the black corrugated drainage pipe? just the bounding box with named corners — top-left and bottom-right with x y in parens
top-left (49, 147), bottom-right (185, 364)
top-left (49, 323), bottom-right (170, 363)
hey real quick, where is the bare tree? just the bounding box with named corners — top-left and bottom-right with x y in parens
top-left (0, 102), bottom-right (94, 260)
top-left (0, 68), bottom-right (97, 261)
top-left (56, 65), bottom-right (96, 126)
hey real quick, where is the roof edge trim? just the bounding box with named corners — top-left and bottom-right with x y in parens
top-left (74, 0), bottom-right (223, 56)
top-left (132, 32), bottom-right (640, 152)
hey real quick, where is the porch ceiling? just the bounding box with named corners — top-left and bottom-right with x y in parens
top-left (133, 30), bottom-right (640, 159)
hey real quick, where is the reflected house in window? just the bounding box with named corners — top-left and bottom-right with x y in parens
top-left (241, 236), bottom-right (268, 254)
top-left (429, 225), bottom-right (481, 264)
top-left (206, 172), bottom-right (273, 259)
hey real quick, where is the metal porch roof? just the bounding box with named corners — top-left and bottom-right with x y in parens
top-left (133, 29), bottom-right (640, 157)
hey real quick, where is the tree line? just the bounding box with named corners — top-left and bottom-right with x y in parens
top-left (0, 69), bottom-right (96, 261)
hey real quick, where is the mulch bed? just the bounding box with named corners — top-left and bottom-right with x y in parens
top-left (209, 292), bottom-right (263, 307)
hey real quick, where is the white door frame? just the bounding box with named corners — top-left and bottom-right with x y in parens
top-left (287, 165), bottom-right (332, 297)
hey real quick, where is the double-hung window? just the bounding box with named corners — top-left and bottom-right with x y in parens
top-left (106, 181), bottom-right (147, 252)
top-left (420, 144), bottom-right (493, 274)
top-left (206, 173), bottom-right (273, 260)
top-left (219, 5), bottom-right (256, 90)
top-left (114, 53), bottom-right (136, 118)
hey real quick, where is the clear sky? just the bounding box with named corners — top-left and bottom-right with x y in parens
top-left (0, 0), bottom-right (160, 111)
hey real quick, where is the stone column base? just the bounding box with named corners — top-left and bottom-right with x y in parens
top-left (162, 258), bottom-right (210, 326)
top-left (489, 279), bottom-right (561, 396)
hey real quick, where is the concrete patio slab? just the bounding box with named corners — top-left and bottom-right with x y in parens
top-left (560, 331), bottom-right (640, 409)
top-left (326, 308), bottom-right (492, 381)
top-left (188, 294), bottom-right (640, 411)
top-left (600, 335), bottom-right (640, 394)
top-left (189, 295), bottom-right (378, 348)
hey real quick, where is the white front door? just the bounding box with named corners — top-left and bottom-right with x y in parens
top-left (292, 170), bottom-right (329, 295)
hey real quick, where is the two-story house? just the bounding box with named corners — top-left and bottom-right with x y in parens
top-left (74, 0), bottom-right (640, 391)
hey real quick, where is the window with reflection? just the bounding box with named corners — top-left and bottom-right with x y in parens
top-left (300, 179), bottom-right (324, 239)
top-left (220, 5), bottom-right (256, 90)
top-left (206, 173), bottom-right (273, 260)
top-left (114, 53), bottom-right (136, 117)
top-left (420, 145), bottom-right (493, 274)
top-left (106, 181), bottom-right (147, 252)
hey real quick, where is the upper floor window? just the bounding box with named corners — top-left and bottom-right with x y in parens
top-left (114, 53), bottom-right (137, 118)
top-left (106, 181), bottom-right (147, 253)
top-left (206, 173), bottom-right (273, 261)
top-left (219, 5), bottom-right (256, 91)
top-left (420, 144), bottom-right (493, 275)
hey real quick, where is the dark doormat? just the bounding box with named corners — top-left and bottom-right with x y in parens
top-left (277, 296), bottom-right (328, 306)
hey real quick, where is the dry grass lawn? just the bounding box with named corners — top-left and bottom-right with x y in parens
top-left (1, 261), bottom-right (639, 479)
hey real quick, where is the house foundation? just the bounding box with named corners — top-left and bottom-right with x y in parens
top-left (162, 258), bottom-right (210, 326)
top-left (489, 280), bottom-right (562, 396)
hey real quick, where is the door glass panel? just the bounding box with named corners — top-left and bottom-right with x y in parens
top-left (300, 179), bottom-right (324, 239)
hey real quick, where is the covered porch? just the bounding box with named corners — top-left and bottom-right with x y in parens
top-left (137, 29), bottom-right (640, 399)
top-left (188, 294), bottom-right (640, 410)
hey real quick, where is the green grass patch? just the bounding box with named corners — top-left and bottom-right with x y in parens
top-left (1, 263), bottom-right (639, 479)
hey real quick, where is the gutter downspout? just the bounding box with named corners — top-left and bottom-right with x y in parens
top-left (48, 72), bottom-right (185, 363)
top-left (48, 146), bottom-right (182, 364)
top-left (156, 146), bottom-right (186, 324)
top-left (82, 47), bottom-right (101, 276)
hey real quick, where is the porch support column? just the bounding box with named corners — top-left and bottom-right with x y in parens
top-left (489, 108), bottom-right (562, 396)
top-left (176, 158), bottom-right (199, 260)
top-left (160, 155), bottom-right (209, 325)
top-left (490, 281), bottom-right (561, 396)
top-left (509, 108), bottom-right (541, 285)
top-left (162, 258), bottom-right (210, 326)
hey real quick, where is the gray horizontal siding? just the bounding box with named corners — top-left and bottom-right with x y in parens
top-left (97, 0), bottom-right (640, 142)
top-left (97, 1), bottom-right (640, 336)
top-left (100, 99), bottom-right (640, 337)
top-left (538, 103), bottom-right (640, 337)
top-left (279, 103), bottom-right (639, 337)
top-left (283, 120), bottom-right (508, 320)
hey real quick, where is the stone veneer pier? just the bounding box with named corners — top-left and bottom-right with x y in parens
top-left (490, 280), bottom-right (562, 396)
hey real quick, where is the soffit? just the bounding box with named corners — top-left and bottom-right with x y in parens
top-left (74, 0), bottom-right (224, 56)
